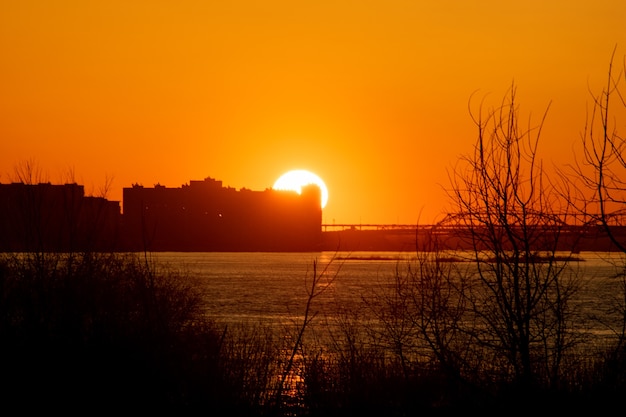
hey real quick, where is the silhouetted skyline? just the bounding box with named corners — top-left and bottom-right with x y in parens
top-left (1, 176), bottom-right (623, 253)
top-left (0, 177), bottom-right (322, 252)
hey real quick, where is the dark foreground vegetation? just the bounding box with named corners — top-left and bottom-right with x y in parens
top-left (1, 251), bottom-right (625, 416)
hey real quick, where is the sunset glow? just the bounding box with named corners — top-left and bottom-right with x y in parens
top-left (1, 1), bottom-right (625, 225)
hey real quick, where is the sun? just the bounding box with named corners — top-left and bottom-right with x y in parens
top-left (273, 170), bottom-right (329, 209)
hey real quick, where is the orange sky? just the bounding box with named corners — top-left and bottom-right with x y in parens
top-left (1, 1), bottom-right (625, 225)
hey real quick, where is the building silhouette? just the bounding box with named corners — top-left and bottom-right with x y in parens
top-left (0, 177), bottom-right (324, 252)
top-left (122, 177), bottom-right (322, 251)
top-left (0, 182), bottom-right (121, 252)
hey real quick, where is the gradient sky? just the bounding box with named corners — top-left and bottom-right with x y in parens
top-left (1, 1), bottom-right (625, 225)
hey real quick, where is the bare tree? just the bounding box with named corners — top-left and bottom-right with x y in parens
top-left (10, 158), bottom-right (47, 184)
top-left (97, 173), bottom-right (115, 199)
top-left (568, 48), bottom-right (626, 360)
top-left (571, 46), bottom-right (626, 252)
top-left (439, 84), bottom-right (582, 391)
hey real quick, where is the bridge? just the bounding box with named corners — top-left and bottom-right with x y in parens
top-left (322, 211), bottom-right (626, 233)
top-left (322, 224), bottom-right (429, 232)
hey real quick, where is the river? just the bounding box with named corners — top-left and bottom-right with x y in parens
top-left (149, 251), bottom-right (626, 341)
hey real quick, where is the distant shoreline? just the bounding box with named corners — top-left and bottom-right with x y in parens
top-left (333, 254), bottom-right (584, 262)
top-left (320, 227), bottom-right (626, 253)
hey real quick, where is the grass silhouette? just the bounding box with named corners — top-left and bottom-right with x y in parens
top-left (1, 251), bottom-right (625, 415)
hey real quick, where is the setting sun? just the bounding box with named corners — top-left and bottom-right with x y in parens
top-left (273, 170), bottom-right (329, 209)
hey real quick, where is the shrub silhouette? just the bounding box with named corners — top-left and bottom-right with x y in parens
top-left (0, 252), bottom-right (238, 413)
